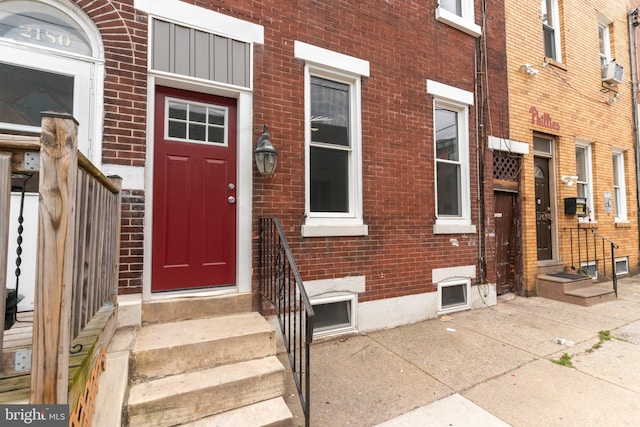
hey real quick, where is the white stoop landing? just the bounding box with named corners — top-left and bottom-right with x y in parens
top-left (131, 312), bottom-right (276, 380)
top-left (127, 356), bottom-right (286, 426)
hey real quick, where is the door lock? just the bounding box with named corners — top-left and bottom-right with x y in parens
top-left (228, 196), bottom-right (236, 204)
top-left (228, 183), bottom-right (235, 190)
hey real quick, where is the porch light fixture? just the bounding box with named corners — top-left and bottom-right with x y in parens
top-left (561, 175), bottom-right (579, 187)
top-left (254, 124), bottom-right (278, 175)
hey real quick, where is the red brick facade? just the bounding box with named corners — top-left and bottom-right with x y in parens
top-left (72, 1), bottom-right (508, 305)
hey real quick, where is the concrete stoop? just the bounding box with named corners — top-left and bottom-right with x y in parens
top-left (537, 273), bottom-right (616, 306)
top-left (123, 294), bottom-right (293, 427)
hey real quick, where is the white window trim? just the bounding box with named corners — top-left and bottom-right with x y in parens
top-left (615, 257), bottom-right (629, 276)
top-left (427, 80), bottom-right (475, 235)
top-left (612, 149), bottom-right (627, 222)
top-left (436, 1), bottom-right (482, 38)
top-left (0, 0), bottom-right (105, 165)
top-left (134, 0), bottom-right (264, 44)
top-left (543, 0), bottom-right (563, 62)
top-left (311, 293), bottom-right (358, 338)
top-left (296, 42), bottom-right (369, 237)
top-left (576, 141), bottom-right (595, 223)
top-left (437, 277), bottom-right (471, 314)
top-left (598, 14), bottom-right (613, 66)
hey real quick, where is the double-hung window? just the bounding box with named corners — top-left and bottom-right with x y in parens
top-left (612, 150), bottom-right (627, 222)
top-left (541, 0), bottom-right (562, 62)
top-left (599, 19), bottom-right (612, 67)
top-left (576, 142), bottom-right (594, 222)
top-left (295, 41), bottom-right (369, 237)
top-left (436, 0), bottom-right (481, 38)
top-left (427, 80), bottom-right (475, 234)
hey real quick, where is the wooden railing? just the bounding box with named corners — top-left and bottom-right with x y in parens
top-left (0, 113), bottom-right (121, 405)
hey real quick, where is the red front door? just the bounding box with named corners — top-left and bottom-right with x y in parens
top-left (152, 86), bottom-right (237, 291)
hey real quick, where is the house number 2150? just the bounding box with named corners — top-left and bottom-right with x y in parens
top-left (18, 25), bottom-right (72, 48)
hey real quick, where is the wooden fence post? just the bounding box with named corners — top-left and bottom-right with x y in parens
top-left (0, 152), bottom-right (11, 355)
top-left (31, 113), bottom-right (79, 404)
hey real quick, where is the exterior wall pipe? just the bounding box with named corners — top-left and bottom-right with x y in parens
top-left (628, 8), bottom-right (640, 267)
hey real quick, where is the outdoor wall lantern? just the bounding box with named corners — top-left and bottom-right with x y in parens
top-left (254, 124), bottom-right (278, 175)
top-left (519, 63), bottom-right (539, 77)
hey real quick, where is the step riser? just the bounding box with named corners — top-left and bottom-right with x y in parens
top-left (127, 361), bottom-right (285, 427)
top-left (142, 293), bottom-right (252, 324)
top-left (132, 331), bottom-right (275, 380)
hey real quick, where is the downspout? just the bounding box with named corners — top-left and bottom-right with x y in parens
top-left (628, 9), bottom-right (640, 266)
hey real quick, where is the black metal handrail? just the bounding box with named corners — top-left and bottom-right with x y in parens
top-left (258, 217), bottom-right (315, 427)
top-left (564, 226), bottom-right (619, 296)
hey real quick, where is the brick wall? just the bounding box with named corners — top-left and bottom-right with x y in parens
top-left (505, 0), bottom-right (638, 293)
top-left (82, 0), bottom-right (508, 297)
top-left (75, 0), bottom-right (148, 293)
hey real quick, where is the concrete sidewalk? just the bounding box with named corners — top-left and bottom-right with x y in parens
top-left (282, 275), bottom-right (640, 426)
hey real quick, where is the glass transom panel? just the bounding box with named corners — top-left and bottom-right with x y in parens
top-left (0, 1), bottom-right (93, 56)
top-left (166, 99), bottom-right (227, 145)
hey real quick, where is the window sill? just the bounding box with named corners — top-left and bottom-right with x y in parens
top-left (433, 223), bottom-right (476, 235)
top-left (615, 220), bottom-right (630, 228)
top-left (302, 223), bottom-right (369, 237)
top-left (544, 57), bottom-right (566, 70)
top-left (435, 7), bottom-right (481, 38)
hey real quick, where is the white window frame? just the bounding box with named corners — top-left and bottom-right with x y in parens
top-left (436, 0), bottom-right (481, 38)
top-left (427, 80), bottom-right (475, 235)
top-left (437, 278), bottom-right (471, 314)
top-left (541, 0), bottom-right (562, 62)
top-left (311, 294), bottom-right (357, 338)
top-left (612, 149), bottom-right (627, 222)
top-left (615, 257), bottom-right (629, 276)
top-left (576, 141), bottom-right (595, 223)
top-left (0, 0), bottom-right (104, 165)
top-left (598, 18), bottom-right (612, 67)
top-left (295, 41), bottom-right (369, 237)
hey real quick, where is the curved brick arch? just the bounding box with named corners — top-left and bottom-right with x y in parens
top-left (73, 0), bottom-right (148, 168)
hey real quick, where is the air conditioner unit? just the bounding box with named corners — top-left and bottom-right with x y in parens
top-left (602, 62), bottom-right (624, 84)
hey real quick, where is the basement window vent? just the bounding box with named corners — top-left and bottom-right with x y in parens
top-left (615, 257), bottom-right (629, 276)
top-left (580, 261), bottom-right (598, 279)
top-left (312, 294), bottom-right (357, 337)
top-left (438, 278), bottom-right (471, 314)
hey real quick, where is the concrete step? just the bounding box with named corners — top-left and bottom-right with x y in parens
top-left (537, 273), bottom-right (593, 293)
top-left (537, 273), bottom-right (616, 306)
top-left (564, 287), bottom-right (617, 306)
top-left (180, 397), bottom-right (293, 427)
top-left (142, 292), bottom-right (252, 324)
top-left (126, 356), bottom-right (286, 427)
top-left (131, 312), bottom-right (276, 381)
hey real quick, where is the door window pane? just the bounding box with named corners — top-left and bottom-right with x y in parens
top-left (0, 62), bottom-right (73, 127)
top-left (166, 99), bottom-right (227, 144)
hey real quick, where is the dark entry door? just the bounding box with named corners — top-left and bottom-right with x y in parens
top-left (495, 191), bottom-right (516, 294)
top-left (152, 86), bottom-right (237, 291)
top-left (535, 157), bottom-right (553, 260)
